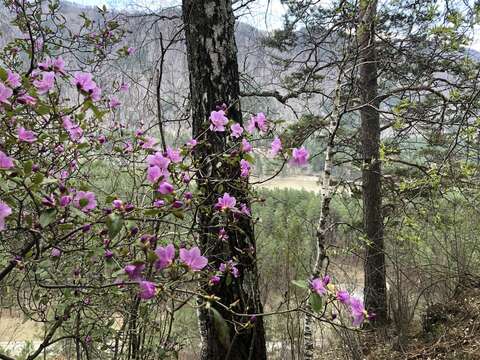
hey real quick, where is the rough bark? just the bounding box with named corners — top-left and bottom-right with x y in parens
top-left (358, 0), bottom-right (388, 325)
top-left (302, 76), bottom-right (341, 360)
top-left (182, 1), bottom-right (267, 359)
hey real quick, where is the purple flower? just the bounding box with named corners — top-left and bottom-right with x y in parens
top-left (73, 191), bottom-right (97, 212)
top-left (158, 181), bottom-right (174, 194)
top-left (270, 137), bottom-right (282, 157)
top-left (142, 136), bottom-right (158, 150)
top-left (124, 263), bottom-right (145, 281)
top-left (73, 72), bottom-right (96, 92)
top-left (62, 116), bottom-right (83, 142)
top-left (179, 247), bottom-right (208, 271)
top-left (290, 146), bottom-right (309, 166)
top-left (155, 244), bottom-right (175, 270)
top-left (209, 110), bottom-right (228, 132)
top-left (146, 152), bottom-right (170, 183)
top-left (230, 123), bottom-right (244, 138)
top-left (17, 127), bottom-right (37, 143)
top-left (120, 83), bottom-right (129, 92)
top-left (246, 112), bottom-right (268, 134)
top-left (215, 193), bottom-right (237, 211)
top-left (209, 275), bottom-right (221, 286)
top-left (240, 203), bottom-right (251, 216)
top-left (0, 82), bottom-right (12, 105)
top-left (240, 159), bottom-right (251, 177)
top-left (112, 199), bottom-right (123, 209)
top-left (109, 96), bottom-right (121, 109)
top-left (104, 250), bottom-right (114, 259)
top-left (154, 199), bottom-right (165, 207)
top-left (241, 138), bottom-right (252, 153)
top-left (166, 147), bottom-right (182, 163)
top-left (6, 70), bottom-right (21, 88)
top-left (59, 195), bottom-right (72, 207)
top-left (51, 248), bottom-right (62, 258)
top-left (33, 71), bottom-right (55, 94)
top-left (336, 290), bottom-right (351, 305)
top-left (17, 93), bottom-right (37, 106)
top-left (127, 47), bottom-right (136, 55)
top-left (0, 150), bottom-right (14, 169)
top-left (138, 280), bottom-right (156, 300)
top-left (218, 227), bottom-right (229, 241)
top-left (349, 297), bottom-right (366, 326)
top-left (0, 202), bottom-right (12, 231)
top-left (310, 278), bottom-right (327, 296)
top-left (219, 260), bottom-right (240, 278)
top-left (186, 139), bottom-right (197, 149)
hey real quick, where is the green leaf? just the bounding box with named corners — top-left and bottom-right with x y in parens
top-left (23, 160), bottom-right (33, 176)
top-left (291, 280), bottom-right (309, 289)
top-left (32, 172), bottom-right (44, 185)
top-left (210, 307), bottom-right (230, 348)
top-left (106, 213), bottom-right (124, 239)
top-left (309, 293), bottom-right (323, 313)
top-left (39, 209), bottom-right (57, 228)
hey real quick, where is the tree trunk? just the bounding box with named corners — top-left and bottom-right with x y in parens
top-left (182, 1), bottom-right (267, 359)
top-left (358, 0), bottom-right (388, 325)
top-left (302, 75), bottom-right (342, 359)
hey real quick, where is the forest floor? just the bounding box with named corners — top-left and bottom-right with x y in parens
top-left (362, 287), bottom-right (480, 360)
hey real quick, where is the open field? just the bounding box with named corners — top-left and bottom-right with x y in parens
top-left (254, 175), bottom-right (321, 193)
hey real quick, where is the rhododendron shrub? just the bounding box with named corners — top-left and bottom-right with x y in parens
top-left (0, 1), bottom-right (364, 358)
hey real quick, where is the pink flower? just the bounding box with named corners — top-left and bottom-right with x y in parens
top-left (290, 146), bottom-right (309, 166)
top-left (336, 290), bottom-right (350, 305)
top-left (186, 139), bottom-right (197, 149)
top-left (158, 181), bottom-right (174, 194)
top-left (90, 86), bottom-right (102, 101)
top-left (0, 201), bottom-right (12, 231)
top-left (219, 260), bottom-right (240, 278)
top-left (270, 137), bottom-right (282, 157)
top-left (127, 47), bottom-right (136, 55)
top-left (310, 277), bottom-right (327, 296)
top-left (59, 195), bottom-right (72, 207)
top-left (209, 110), bottom-right (228, 132)
top-left (62, 116), bottom-right (83, 142)
top-left (349, 297), bottom-right (366, 326)
top-left (240, 203), bottom-right (251, 216)
top-left (112, 199), bottom-right (123, 209)
top-left (18, 127), bottom-right (37, 143)
top-left (246, 112), bottom-right (268, 133)
top-left (33, 71), bottom-right (55, 94)
top-left (146, 152), bottom-right (170, 183)
top-left (0, 82), bottom-right (13, 105)
top-left (6, 70), bottom-right (21, 88)
top-left (241, 138), bottom-right (252, 153)
top-left (209, 275), bottom-right (221, 285)
top-left (138, 281), bottom-right (156, 300)
top-left (166, 147), bottom-right (182, 163)
top-left (155, 244), bottom-right (175, 270)
top-left (73, 191), bottom-right (97, 212)
top-left (240, 159), bottom-right (251, 177)
top-left (109, 96), bottom-right (121, 109)
top-left (141, 136), bottom-right (157, 150)
top-left (51, 248), bottom-right (61, 257)
top-left (73, 72), bottom-right (96, 92)
top-left (215, 193), bottom-right (237, 211)
top-left (230, 123), bottom-right (243, 138)
top-left (219, 227), bottom-right (229, 241)
top-left (119, 83), bottom-right (129, 92)
top-left (179, 247), bottom-right (208, 271)
top-left (52, 57), bottom-right (66, 74)
top-left (17, 93), bottom-right (37, 106)
top-left (0, 151), bottom-right (14, 169)
top-left (124, 263), bottom-right (145, 281)
top-left (153, 199), bottom-right (165, 207)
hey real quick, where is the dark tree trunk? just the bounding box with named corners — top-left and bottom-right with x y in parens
top-left (358, 0), bottom-right (388, 325)
top-left (182, 1), bottom-right (267, 359)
